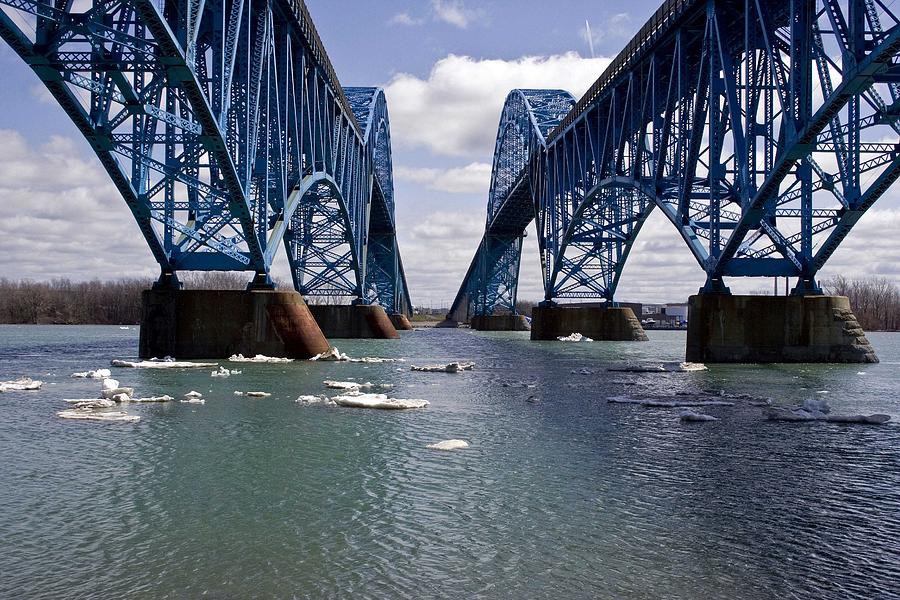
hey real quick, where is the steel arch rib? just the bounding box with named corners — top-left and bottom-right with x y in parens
top-left (449, 89), bottom-right (575, 320)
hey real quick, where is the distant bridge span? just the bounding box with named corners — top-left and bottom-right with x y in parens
top-left (0, 0), bottom-right (410, 315)
top-left (450, 0), bottom-right (900, 324)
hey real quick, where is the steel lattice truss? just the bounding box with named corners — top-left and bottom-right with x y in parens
top-left (449, 90), bottom-right (575, 321)
top-left (0, 0), bottom-right (410, 314)
top-left (452, 0), bottom-right (900, 317)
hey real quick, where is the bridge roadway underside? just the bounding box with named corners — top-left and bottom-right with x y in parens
top-left (139, 289), bottom-right (400, 359)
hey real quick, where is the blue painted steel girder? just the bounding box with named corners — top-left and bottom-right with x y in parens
top-left (0, 0), bottom-right (411, 313)
top-left (453, 0), bottom-right (900, 316)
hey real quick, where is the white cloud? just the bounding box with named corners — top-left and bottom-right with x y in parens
top-left (0, 130), bottom-right (158, 281)
top-left (395, 162), bottom-right (491, 194)
top-left (430, 0), bottom-right (481, 29)
top-left (388, 12), bottom-right (422, 26)
top-left (384, 53), bottom-right (611, 157)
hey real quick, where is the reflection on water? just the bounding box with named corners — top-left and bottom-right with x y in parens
top-left (0, 325), bottom-right (898, 599)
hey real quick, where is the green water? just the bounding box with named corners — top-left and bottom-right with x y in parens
top-left (0, 326), bottom-right (898, 599)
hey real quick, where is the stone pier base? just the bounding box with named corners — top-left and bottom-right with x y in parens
top-left (685, 294), bottom-right (878, 363)
top-left (470, 315), bottom-right (531, 331)
top-left (139, 289), bottom-right (331, 359)
top-left (435, 319), bottom-right (459, 329)
top-left (389, 313), bottom-right (413, 331)
top-left (307, 305), bottom-right (399, 339)
top-left (530, 306), bottom-right (648, 341)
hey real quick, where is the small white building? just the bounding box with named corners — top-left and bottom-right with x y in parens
top-left (665, 303), bottom-right (689, 322)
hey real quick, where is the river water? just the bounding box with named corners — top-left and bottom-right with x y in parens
top-left (0, 325), bottom-right (898, 599)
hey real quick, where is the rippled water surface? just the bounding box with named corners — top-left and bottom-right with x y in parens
top-left (1, 325), bottom-right (899, 599)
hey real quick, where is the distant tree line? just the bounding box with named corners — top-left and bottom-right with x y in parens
top-left (823, 275), bottom-right (900, 331)
top-left (0, 273), bottom-right (271, 325)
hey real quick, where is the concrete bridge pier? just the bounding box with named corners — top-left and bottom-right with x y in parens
top-left (307, 305), bottom-right (399, 339)
top-left (139, 289), bottom-right (331, 359)
top-left (685, 294), bottom-right (879, 363)
top-left (530, 305), bottom-right (648, 341)
top-left (388, 313), bottom-right (413, 331)
top-left (470, 315), bottom-right (531, 331)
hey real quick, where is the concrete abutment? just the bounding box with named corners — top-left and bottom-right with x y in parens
top-left (307, 304), bottom-right (399, 339)
top-left (470, 315), bottom-right (531, 331)
top-left (389, 313), bottom-right (413, 331)
top-left (530, 306), bottom-right (648, 341)
top-left (685, 294), bottom-right (878, 363)
top-left (139, 289), bottom-right (330, 359)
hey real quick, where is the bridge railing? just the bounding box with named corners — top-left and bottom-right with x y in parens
top-left (548, 0), bottom-right (696, 143)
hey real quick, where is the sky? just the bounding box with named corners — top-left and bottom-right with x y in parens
top-left (0, 0), bottom-right (898, 307)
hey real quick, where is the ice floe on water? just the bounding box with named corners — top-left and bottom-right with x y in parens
top-left (0, 378), bottom-right (43, 392)
top-left (112, 359), bottom-right (217, 369)
top-left (310, 347), bottom-right (405, 363)
top-left (57, 409), bottom-right (140, 422)
top-left (180, 391), bottom-right (205, 404)
top-left (608, 362), bottom-right (708, 373)
top-left (426, 439), bottom-right (470, 450)
top-left (411, 362), bottom-right (475, 373)
top-left (65, 398), bottom-right (117, 410)
top-left (295, 395), bottom-right (335, 405)
top-left (234, 391), bottom-right (271, 398)
top-left (310, 348), bottom-right (350, 361)
top-left (228, 354), bottom-right (293, 363)
top-left (608, 396), bottom-right (735, 408)
top-left (332, 393), bottom-right (428, 410)
top-left (322, 380), bottom-right (393, 391)
top-left (128, 395), bottom-right (174, 403)
top-left (71, 369), bottom-right (111, 379)
top-left (766, 399), bottom-right (890, 424)
top-left (557, 333), bottom-right (592, 342)
top-left (211, 367), bottom-right (240, 378)
top-left (679, 409), bottom-right (718, 422)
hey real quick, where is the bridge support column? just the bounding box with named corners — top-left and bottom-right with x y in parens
top-left (685, 294), bottom-right (878, 363)
top-left (139, 289), bottom-right (331, 359)
top-left (307, 305), bottom-right (399, 339)
top-left (389, 314), bottom-right (413, 331)
top-left (470, 315), bottom-right (531, 331)
top-left (530, 306), bottom-right (648, 341)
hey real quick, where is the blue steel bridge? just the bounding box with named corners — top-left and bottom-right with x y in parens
top-left (0, 0), bottom-right (411, 316)
top-left (450, 0), bottom-right (900, 324)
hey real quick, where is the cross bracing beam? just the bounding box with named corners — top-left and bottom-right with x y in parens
top-left (451, 0), bottom-right (900, 316)
top-left (0, 0), bottom-right (410, 313)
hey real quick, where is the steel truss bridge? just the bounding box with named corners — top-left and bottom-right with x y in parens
top-left (450, 0), bottom-right (900, 323)
top-left (0, 0), bottom-right (411, 315)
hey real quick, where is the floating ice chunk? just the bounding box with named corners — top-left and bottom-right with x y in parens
top-left (119, 326), bottom-right (130, 330)
top-left (411, 362), bottom-right (475, 373)
top-left (111, 393), bottom-right (131, 403)
top-left (332, 393), bottom-right (428, 410)
top-left (0, 378), bottom-right (43, 392)
top-left (101, 387), bottom-right (134, 400)
top-left (323, 380), bottom-right (366, 390)
top-left (101, 378), bottom-right (120, 391)
top-left (227, 354), bottom-right (293, 363)
top-left (609, 362), bottom-right (708, 373)
top-left (350, 356), bottom-right (404, 364)
top-left (310, 348), bottom-right (350, 362)
top-left (295, 395), bottom-right (335, 405)
top-left (679, 409), bottom-right (718, 422)
top-left (128, 395), bottom-right (174, 403)
top-left (66, 398), bottom-right (117, 409)
top-left (607, 396), bottom-right (734, 407)
top-left (233, 391), bottom-right (271, 398)
top-left (111, 359), bottom-right (217, 369)
top-left (71, 369), bottom-right (112, 379)
top-left (211, 367), bottom-right (238, 378)
top-left (180, 391), bottom-right (204, 404)
top-left (57, 409), bottom-right (140, 422)
top-left (426, 439), bottom-right (470, 450)
top-left (557, 332), bottom-right (593, 342)
top-left (766, 400), bottom-right (890, 424)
